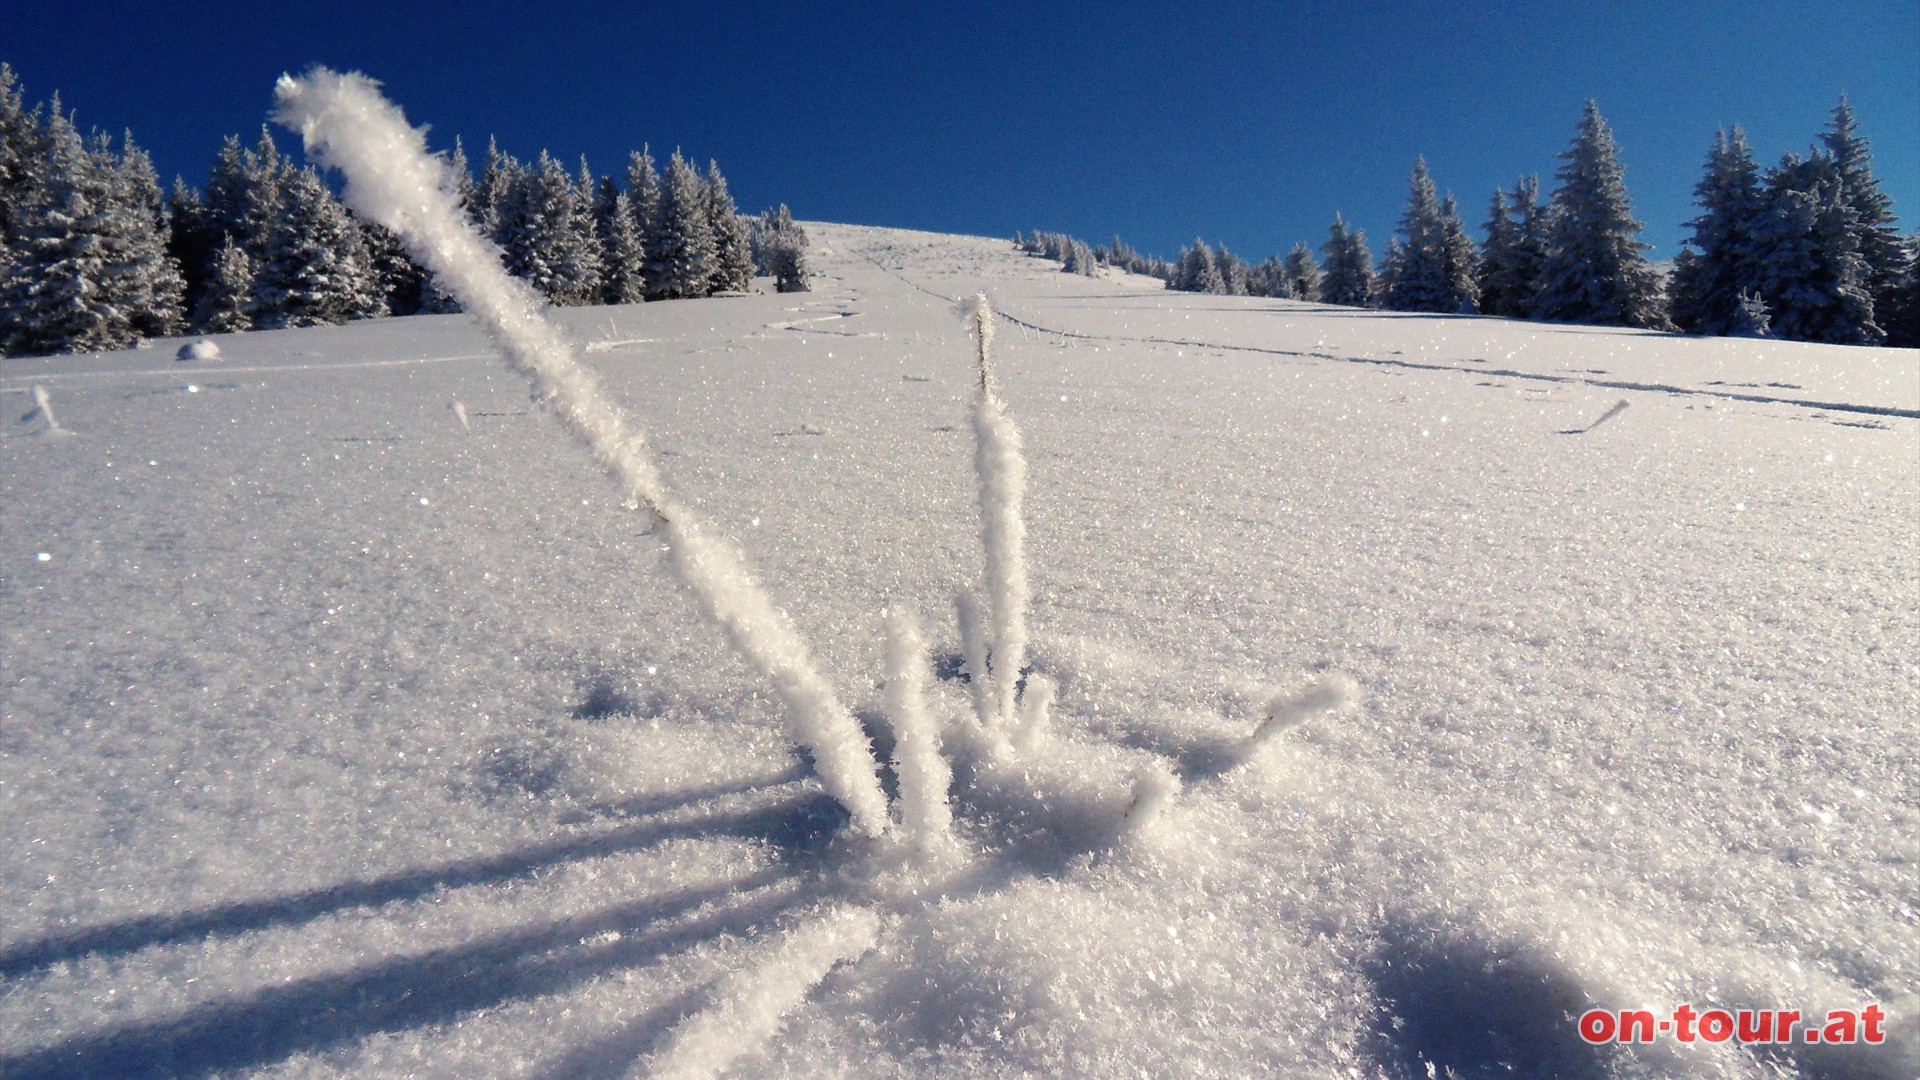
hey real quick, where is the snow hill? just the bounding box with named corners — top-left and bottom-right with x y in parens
top-left (2, 222), bottom-right (1916, 1079)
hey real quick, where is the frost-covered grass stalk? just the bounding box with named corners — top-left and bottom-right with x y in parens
top-left (1011, 674), bottom-right (1055, 753)
top-left (31, 385), bottom-right (63, 435)
top-left (954, 591), bottom-right (994, 732)
top-left (646, 906), bottom-right (880, 1080)
top-left (1230, 675), bottom-right (1356, 768)
top-left (271, 69), bottom-right (889, 838)
top-left (1121, 765), bottom-right (1180, 838)
top-left (962, 294), bottom-right (1030, 733)
top-left (882, 609), bottom-right (954, 850)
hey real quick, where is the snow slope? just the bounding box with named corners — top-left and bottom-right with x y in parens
top-left (2, 222), bottom-right (1916, 1079)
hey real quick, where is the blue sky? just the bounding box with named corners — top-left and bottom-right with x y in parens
top-left (5, 1), bottom-right (1914, 263)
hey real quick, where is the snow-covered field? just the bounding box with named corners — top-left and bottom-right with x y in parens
top-left (3, 221), bottom-right (1916, 1079)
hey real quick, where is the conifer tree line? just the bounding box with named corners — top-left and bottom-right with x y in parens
top-left (0, 63), bottom-right (809, 358)
top-left (1025, 99), bottom-right (1916, 347)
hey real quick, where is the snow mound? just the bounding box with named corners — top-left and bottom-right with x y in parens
top-left (177, 339), bottom-right (221, 361)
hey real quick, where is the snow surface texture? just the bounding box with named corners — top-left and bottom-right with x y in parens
top-left (3, 170), bottom-right (1918, 1080)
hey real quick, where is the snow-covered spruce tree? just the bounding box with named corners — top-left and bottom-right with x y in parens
top-left (251, 166), bottom-right (384, 328)
top-left (1728, 289), bottom-right (1772, 339)
top-left (1818, 98), bottom-right (1908, 319)
top-left (221, 129), bottom-right (293, 261)
top-left (1380, 238), bottom-right (1404, 298)
top-left (1668, 128), bottom-right (1765, 336)
top-left (0, 63), bottom-right (44, 246)
top-left (1241, 255), bottom-right (1277, 298)
top-left (626, 147), bottom-right (673, 299)
top-left (705, 161), bottom-right (755, 295)
top-left (642, 151), bottom-right (713, 301)
top-left (1883, 234), bottom-right (1920, 348)
top-left (756, 204), bottom-right (811, 293)
top-left (1213, 244), bottom-right (1249, 295)
top-left (361, 217), bottom-right (429, 315)
top-left (1022, 231), bottom-right (1100, 277)
top-left (1062, 237), bottom-right (1099, 277)
top-left (1281, 242), bottom-right (1321, 301)
top-left (1748, 156), bottom-right (1880, 345)
top-left (1477, 176), bottom-right (1548, 318)
top-left (483, 154), bottom-right (532, 280)
top-left (499, 151), bottom-right (601, 306)
top-left (105, 134), bottom-right (187, 338)
top-left (1381, 158), bottom-right (1453, 312)
top-left (193, 240), bottom-right (255, 332)
top-left (1476, 188), bottom-right (1519, 318)
top-left (167, 177), bottom-right (221, 316)
top-left (199, 135), bottom-right (251, 247)
top-left (1097, 235), bottom-right (1140, 274)
top-left (1439, 195), bottom-right (1479, 314)
top-left (190, 127), bottom-right (296, 321)
top-left (1174, 238), bottom-right (1223, 293)
top-left (1098, 235), bottom-right (1174, 281)
top-left (443, 137), bottom-right (473, 211)
top-left (1318, 214), bottom-right (1375, 307)
top-left (0, 109), bottom-right (183, 353)
top-left (1533, 101), bottom-right (1667, 328)
top-left (471, 136), bottom-right (521, 241)
top-left (591, 176), bottom-right (647, 305)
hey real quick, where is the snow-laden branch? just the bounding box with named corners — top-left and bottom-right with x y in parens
top-left (272, 68), bottom-right (889, 838)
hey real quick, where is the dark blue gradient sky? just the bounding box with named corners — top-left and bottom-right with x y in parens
top-left (5, 1), bottom-right (1914, 263)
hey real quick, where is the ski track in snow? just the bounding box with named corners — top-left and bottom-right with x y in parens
top-left (857, 247), bottom-right (1920, 423)
top-left (2, 221), bottom-right (1915, 1080)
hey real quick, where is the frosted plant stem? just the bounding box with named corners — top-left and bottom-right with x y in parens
top-left (31, 385), bottom-right (62, 434)
top-left (1011, 673), bottom-right (1055, 753)
top-left (954, 591), bottom-right (994, 731)
top-left (882, 608), bottom-right (954, 850)
top-left (1230, 675), bottom-right (1357, 768)
top-left (1122, 765), bottom-right (1180, 838)
top-left (962, 294), bottom-right (1029, 733)
top-left (272, 68), bottom-right (889, 837)
top-left (644, 906), bottom-right (881, 1080)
